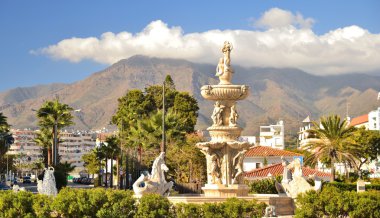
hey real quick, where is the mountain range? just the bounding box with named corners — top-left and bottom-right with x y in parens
top-left (1, 55), bottom-right (379, 136)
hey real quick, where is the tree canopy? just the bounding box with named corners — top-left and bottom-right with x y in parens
top-left (304, 115), bottom-right (356, 181)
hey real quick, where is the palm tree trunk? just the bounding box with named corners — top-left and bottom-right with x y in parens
top-left (110, 157), bottom-right (114, 188)
top-left (331, 157), bottom-right (336, 182)
top-left (105, 157), bottom-right (108, 188)
top-left (47, 148), bottom-right (52, 166)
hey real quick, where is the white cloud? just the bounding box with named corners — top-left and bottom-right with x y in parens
top-left (33, 8), bottom-right (380, 75)
top-left (253, 8), bottom-right (315, 29)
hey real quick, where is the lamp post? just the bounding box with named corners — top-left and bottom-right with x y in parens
top-left (162, 81), bottom-right (166, 153)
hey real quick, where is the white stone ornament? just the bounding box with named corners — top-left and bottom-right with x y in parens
top-left (133, 152), bottom-right (173, 196)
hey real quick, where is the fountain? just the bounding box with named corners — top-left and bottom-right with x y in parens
top-left (196, 41), bottom-right (251, 197)
top-left (38, 166), bottom-right (58, 196)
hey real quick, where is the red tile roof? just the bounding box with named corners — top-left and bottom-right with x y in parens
top-left (244, 163), bottom-right (331, 178)
top-left (350, 114), bottom-right (368, 126)
top-left (245, 146), bottom-right (303, 157)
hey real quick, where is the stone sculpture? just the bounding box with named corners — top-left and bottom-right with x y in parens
top-left (133, 152), bottom-right (173, 196)
top-left (197, 41), bottom-right (250, 197)
top-left (216, 41), bottom-right (234, 85)
top-left (211, 101), bottom-right (225, 126)
top-left (200, 148), bottom-right (222, 184)
top-left (232, 148), bottom-right (248, 184)
top-left (280, 158), bottom-right (322, 198)
top-left (39, 166), bottom-right (58, 196)
top-left (229, 104), bottom-right (238, 127)
top-left (281, 156), bottom-right (292, 184)
top-left (264, 205), bottom-right (276, 217)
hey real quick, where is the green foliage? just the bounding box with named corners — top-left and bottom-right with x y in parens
top-left (54, 162), bottom-right (75, 190)
top-left (135, 193), bottom-right (174, 218)
top-left (0, 112), bottom-right (11, 172)
top-left (96, 189), bottom-right (136, 218)
top-left (295, 186), bottom-right (380, 218)
top-left (82, 150), bottom-right (100, 175)
top-left (33, 194), bottom-right (53, 218)
top-left (166, 134), bottom-right (206, 183)
top-left (222, 198), bottom-right (266, 218)
top-left (324, 181), bottom-right (380, 192)
top-left (305, 115), bottom-right (357, 181)
top-left (0, 189), bottom-right (268, 218)
top-left (0, 191), bottom-right (35, 218)
top-left (175, 203), bottom-right (204, 218)
top-left (247, 176), bottom-right (282, 194)
top-left (349, 127), bottom-right (380, 177)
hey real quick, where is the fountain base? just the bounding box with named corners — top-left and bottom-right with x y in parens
top-left (202, 184), bottom-right (249, 197)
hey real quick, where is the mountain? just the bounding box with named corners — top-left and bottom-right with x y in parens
top-left (1, 55), bottom-right (379, 136)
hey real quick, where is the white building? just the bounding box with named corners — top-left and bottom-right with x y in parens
top-left (7, 129), bottom-right (42, 176)
top-left (243, 145), bottom-right (303, 172)
top-left (259, 120), bottom-right (285, 149)
top-left (59, 131), bottom-right (97, 175)
top-left (368, 107), bottom-right (380, 131)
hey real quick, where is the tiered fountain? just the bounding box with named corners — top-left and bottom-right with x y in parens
top-left (197, 41), bottom-right (251, 197)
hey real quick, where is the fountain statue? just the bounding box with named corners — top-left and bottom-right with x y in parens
top-left (197, 41), bottom-right (251, 197)
top-left (38, 166), bottom-right (58, 196)
top-left (133, 152), bottom-right (173, 196)
top-left (279, 158), bottom-right (322, 198)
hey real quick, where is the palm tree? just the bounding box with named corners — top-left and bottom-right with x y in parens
top-left (34, 128), bottom-right (52, 167)
top-left (0, 112), bottom-right (10, 133)
top-left (35, 99), bottom-right (74, 165)
top-left (104, 136), bottom-right (120, 188)
top-left (305, 115), bottom-right (356, 181)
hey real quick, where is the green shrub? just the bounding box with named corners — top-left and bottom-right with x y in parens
top-left (349, 191), bottom-right (380, 218)
top-left (0, 191), bottom-right (35, 218)
top-left (96, 189), bottom-right (136, 218)
top-left (33, 194), bottom-right (53, 218)
top-left (296, 186), bottom-right (380, 218)
top-left (221, 198), bottom-right (266, 218)
top-left (324, 181), bottom-right (356, 191)
top-left (247, 176), bottom-right (281, 194)
top-left (175, 203), bottom-right (204, 218)
top-left (135, 193), bottom-right (174, 218)
top-left (52, 187), bottom-right (83, 217)
top-left (202, 203), bottom-right (224, 218)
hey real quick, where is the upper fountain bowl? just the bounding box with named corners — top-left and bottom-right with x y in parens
top-left (201, 85), bottom-right (249, 101)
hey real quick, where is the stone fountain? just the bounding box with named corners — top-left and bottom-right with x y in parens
top-left (197, 41), bottom-right (250, 197)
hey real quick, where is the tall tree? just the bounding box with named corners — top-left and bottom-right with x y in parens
top-left (349, 127), bottom-right (380, 176)
top-left (34, 128), bottom-right (52, 166)
top-left (35, 99), bottom-right (74, 166)
top-left (111, 75), bottom-right (199, 181)
top-left (0, 112), bottom-right (11, 174)
top-left (305, 115), bottom-right (356, 181)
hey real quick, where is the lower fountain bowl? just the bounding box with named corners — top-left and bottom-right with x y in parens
top-left (207, 126), bottom-right (242, 142)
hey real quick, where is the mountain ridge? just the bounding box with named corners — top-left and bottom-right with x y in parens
top-left (1, 55), bottom-right (379, 136)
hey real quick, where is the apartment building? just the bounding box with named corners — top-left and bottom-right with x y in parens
top-left (259, 120), bottom-right (285, 149)
top-left (59, 131), bottom-right (97, 175)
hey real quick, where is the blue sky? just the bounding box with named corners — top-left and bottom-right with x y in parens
top-left (0, 0), bottom-right (379, 92)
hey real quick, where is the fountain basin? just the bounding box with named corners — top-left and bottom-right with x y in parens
top-left (201, 85), bottom-right (249, 101)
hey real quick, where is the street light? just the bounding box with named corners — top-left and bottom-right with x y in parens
top-left (162, 81), bottom-right (166, 153)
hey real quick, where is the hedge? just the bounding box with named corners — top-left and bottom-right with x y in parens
top-left (295, 186), bottom-right (380, 218)
top-left (248, 178), bottom-right (380, 194)
top-left (325, 182), bottom-right (380, 192)
top-left (0, 188), bottom-right (266, 218)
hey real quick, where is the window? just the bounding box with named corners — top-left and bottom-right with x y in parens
top-left (256, 163), bottom-right (261, 169)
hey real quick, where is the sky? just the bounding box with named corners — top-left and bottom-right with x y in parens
top-left (0, 0), bottom-right (379, 92)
